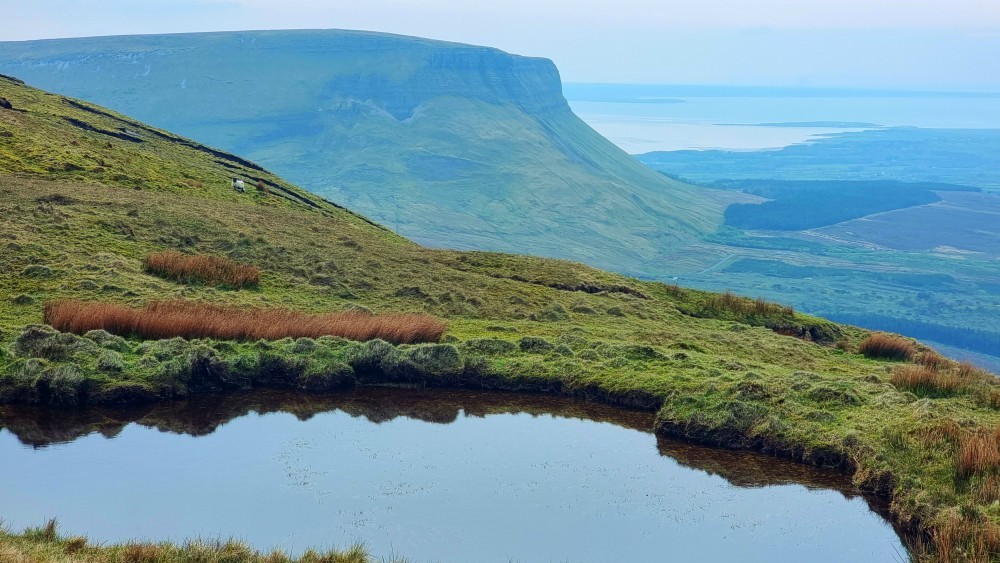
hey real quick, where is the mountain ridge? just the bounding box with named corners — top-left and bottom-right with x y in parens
top-left (0, 29), bottom-right (721, 274)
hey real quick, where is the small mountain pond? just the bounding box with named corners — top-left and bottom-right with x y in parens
top-left (0, 388), bottom-right (907, 561)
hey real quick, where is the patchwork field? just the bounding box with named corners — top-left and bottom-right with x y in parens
top-left (813, 191), bottom-right (1000, 256)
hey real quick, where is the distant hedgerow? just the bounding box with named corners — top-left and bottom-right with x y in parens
top-left (44, 299), bottom-right (447, 345)
top-left (143, 251), bottom-right (260, 288)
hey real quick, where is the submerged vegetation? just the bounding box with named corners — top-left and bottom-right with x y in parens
top-left (1, 76), bottom-right (1000, 560)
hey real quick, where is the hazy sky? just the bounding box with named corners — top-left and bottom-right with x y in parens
top-left (2, 0), bottom-right (999, 90)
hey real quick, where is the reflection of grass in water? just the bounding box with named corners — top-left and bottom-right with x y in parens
top-left (0, 388), bottom-right (657, 448)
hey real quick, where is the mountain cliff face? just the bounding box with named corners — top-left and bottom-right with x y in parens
top-left (1, 31), bottom-right (567, 120)
top-left (0, 30), bottom-right (720, 274)
top-left (326, 45), bottom-right (568, 118)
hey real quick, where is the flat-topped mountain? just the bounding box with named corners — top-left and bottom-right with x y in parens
top-left (0, 30), bottom-right (720, 273)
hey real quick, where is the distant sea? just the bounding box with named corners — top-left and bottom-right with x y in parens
top-left (565, 84), bottom-right (1000, 154)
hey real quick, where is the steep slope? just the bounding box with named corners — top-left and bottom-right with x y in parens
top-left (1, 77), bottom-right (999, 561)
top-left (0, 30), bottom-right (720, 274)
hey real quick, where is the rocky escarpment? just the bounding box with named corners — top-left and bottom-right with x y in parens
top-left (325, 47), bottom-right (567, 119)
top-left (0, 30), bottom-right (569, 122)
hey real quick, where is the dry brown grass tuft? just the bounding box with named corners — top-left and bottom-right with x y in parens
top-left (64, 536), bottom-right (87, 554)
top-left (916, 350), bottom-right (948, 371)
top-left (956, 426), bottom-right (1000, 478)
top-left (891, 365), bottom-right (971, 396)
top-left (979, 387), bottom-right (1000, 410)
top-left (858, 333), bottom-right (916, 361)
top-left (122, 543), bottom-right (163, 563)
top-left (264, 552), bottom-right (294, 563)
top-left (918, 419), bottom-right (963, 447)
top-left (144, 250), bottom-right (260, 288)
top-left (922, 514), bottom-right (1000, 563)
top-left (978, 526), bottom-right (1000, 562)
top-left (39, 520), bottom-right (56, 542)
top-left (45, 299), bottom-right (447, 345)
top-left (929, 515), bottom-right (961, 563)
top-left (973, 474), bottom-right (1000, 504)
top-left (705, 291), bottom-right (793, 318)
top-left (957, 361), bottom-right (991, 379)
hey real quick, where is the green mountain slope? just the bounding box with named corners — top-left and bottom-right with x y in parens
top-left (1, 76), bottom-right (999, 561)
top-left (0, 30), bottom-right (720, 274)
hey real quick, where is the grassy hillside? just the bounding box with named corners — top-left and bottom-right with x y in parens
top-left (2, 76), bottom-right (1000, 561)
top-left (5, 32), bottom-right (996, 373)
top-left (0, 30), bottom-right (721, 275)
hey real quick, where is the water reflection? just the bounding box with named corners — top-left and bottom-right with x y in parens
top-left (0, 389), bottom-right (656, 447)
top-left (0, 389), bottom-right (908, 561)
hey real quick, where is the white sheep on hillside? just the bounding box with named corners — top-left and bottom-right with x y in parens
top-left (232, 178), bottom-right (245, 193)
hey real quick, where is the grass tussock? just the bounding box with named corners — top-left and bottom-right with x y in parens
top-left (973, 474), bottom-right (1000, 504)
top-left (858, 332), bottom-right (916, 361)
top-left (918, 419), bottom-right (963, 447)
top-left (704, 291), bottom-right (794, 318)
top-left (957, 361), bottom-right (991, 379)
top-left (45, 300), bottom-right (446, 345)
top-left (978, 388), bottom-right (1000, 410)
top-left (0, 519), bottom-right (375, 563)
top-left (144, 250), bottom-right (261, 288)
top-left (925, 514), bottom-right (1000, 563)
top-left (916, 350), bottom-right (948, 371)
top-left (891, 365), bottom-right (972, 397)
top-left (956, 426), bottom-right (1000, 478)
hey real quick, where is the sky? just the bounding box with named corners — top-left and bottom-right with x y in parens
top-left (1, 0), bottom-right (999, 90)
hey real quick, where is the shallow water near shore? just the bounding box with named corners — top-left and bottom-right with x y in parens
top-left (0, 389), bottom-right (907, 561)
top-left (569, 96), bottom-right (1000, 153)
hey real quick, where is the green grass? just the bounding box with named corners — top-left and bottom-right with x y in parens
top-left (0, 518), bottom-right (383, 562)
top-left (2, 75), bottom-right (1000, 561)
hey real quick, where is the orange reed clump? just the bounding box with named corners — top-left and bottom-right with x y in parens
top-left (45, 300), bottom-right (446, 345)
top-left (891, 365), bottom-right (972, 396)
top-left (956, 426), bottom-right (1000, 478)
top-left (143, 251), bottom-right (260, 288)
top-left (858, 333), bottom-right (916, 361)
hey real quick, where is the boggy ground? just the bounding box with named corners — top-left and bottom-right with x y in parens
top-left (1, 75), bottom-right (999, 561)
